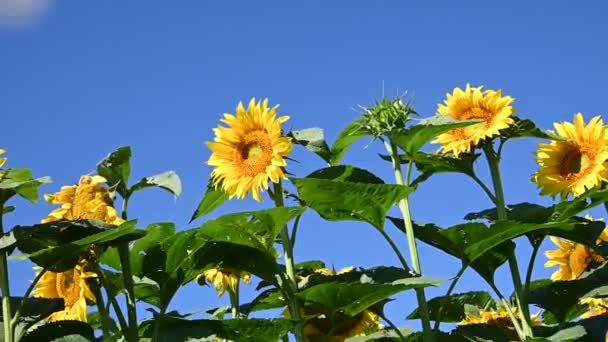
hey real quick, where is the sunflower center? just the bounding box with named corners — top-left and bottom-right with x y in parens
top-left (459, 107), bottom-right (491, 120)
top-left (235, 130), bottom-right (274, 177)
top-left (55, 270), bottom-right (82, 307)
top-left (559, 146), bottom-right (594, 179)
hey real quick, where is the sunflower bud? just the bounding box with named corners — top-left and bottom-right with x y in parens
top-left (359, 97), bottom-right (416, 138)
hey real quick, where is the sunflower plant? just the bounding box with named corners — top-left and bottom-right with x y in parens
top-left (1, 87), bottom-right (608, 342)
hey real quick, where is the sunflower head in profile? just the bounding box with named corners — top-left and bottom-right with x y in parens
top-left (532, 113), bottom-right (608, 199)
top-left (206, 98), bottom-right (292, 202)
top-left (544, 224), bottom-right (608, 281)
top-left (31, 263), bottom-right (96, 322)
top-left (458, 305), bottom-right (543, 327)
top-left (199, 268), bottom-right (251, 298)
top-left (42, 175), bottom-right (123, 225)
top-left (580, 297), bottom-right (608, 319)
top-left (433, 84), bottom-right (515, 157)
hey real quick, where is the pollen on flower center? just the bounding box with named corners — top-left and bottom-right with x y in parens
top-left (459, 107), bottom-right (491, 120)
top-left (559, 145), bottom-right (594, 180)
top-left (55, 271), bottom-right (81, 307)
top-left (235, 130), bottom-right (274, 177)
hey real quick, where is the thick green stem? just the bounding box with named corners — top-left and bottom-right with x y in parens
top-left (483, 144), bottom-right (532, 338)
top-left (119, 197), bottom-right (138, 342)
top-left (90, 279), bottom-right (110, 338)
top-left (384, 141), bottom-right (432, 339)
top-left (0, 205), bottom-right (13, 342)
top-left (272, 181), bottom-right (303, 342)
top-left (229, 281), bottom-right (240, 319)
top-left (433, 266), bottom-right (467, 330)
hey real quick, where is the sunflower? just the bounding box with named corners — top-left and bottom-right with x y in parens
top-left (284, 306), bottom-right (381, 342)
top-left (199, 268), bottom-right (251, 297)
top-left (433, 84), bottom-right (515, 157)
top-left (544, 226), bottom-right (608, 281)
top-left (31, 263), bottom-right (96, 322)
top-left (533, 113), bottom-right (608, 199)
top-left (0, 149), bottom-right (6, 169)
top-left (207, 98), bottom-right (292, 201)
top-left (314, 267), bottom-right (354, 276)
top-left (41, 175), bottom-right (123, 225)
top-left (458, 305), bottom-right (543, 327)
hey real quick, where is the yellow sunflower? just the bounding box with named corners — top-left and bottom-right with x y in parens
top-left (0, 149), bottom-right (6, 169)
top-left (284, 306), bottom-right (381, 342)
top-left (199, 268), bottom-right (251, 297)
top-left (533, 113), bottom-right (608, 199)
top-left (580, 297), bottom-right (608, 319)
top-left (314, 267), bottom-right (354, 276)
top-left (41, 175), bottom-right (123, 225)
top-left (544, 224), bottom-right (608, 281)
top-left (207, 98), bottom-right (292, 201)
top-left (31, 264), bottom-right (96, 322)
top-left (433, 84), bottom-right (515, 157)
top-left (458, 306), bottom-right (543, 327)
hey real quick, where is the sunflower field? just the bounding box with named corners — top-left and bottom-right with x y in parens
top-left (2, 85), bottom-right (608, 342)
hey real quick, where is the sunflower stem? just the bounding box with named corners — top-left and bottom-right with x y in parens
top-left (489, 283), bottom-right (525, 341)
top-left (229, 281), bottom-right (240, 319)
top-left (483, 144), bottom-right (533, 339)
top-left (384, 140), bottom-right (432, 340)
top-left (379, 312), bottom-right (407, 342)
top-left (0, 204), bottom-right (13, 342)
top-left (272, 181), bottom-right (304, 342)
top-left (90, 278), bottom-right (111, 338)
top-left (11, 269), bottom-right (46, 331)
top-left (524, 239), bottom-right (543, 300)
top-left (377, 228), bottom-right (410, 273)
top-left (119, 196), bottom-right (138, 342)
top-left (433, 265), bottom-right (467, 330)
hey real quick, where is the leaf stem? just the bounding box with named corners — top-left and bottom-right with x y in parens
top-left (377, 228), bottom-right (410, 272)
top-left (119, 197), bottom-right (138, 342)
top-left (229, 281), bottom-right (240, 319)
top-left (90, 279), bottom-right (111, 338)
top-left (380, 312), bottom-right (407, 341)
top-left (483, 144), bottom-right (532, 338)
top-left (0, 204), bottom-right (13, 342)
top-left (289, 214), bottom-right (303, 250)
top-left (433, 265), bottom-right (467, 330)
top-left (471, 174), bottom-right (498, 205)
top-left (11, 269), bottom-right (46, 331)
top-left (272, 181), bottom-right (303, 342)
top-left (489, 283), bottom-right (525, 340)
top-left (384, 140), bottom-right (432, 340)
top-left (524, 239), bottom-right (543, 298)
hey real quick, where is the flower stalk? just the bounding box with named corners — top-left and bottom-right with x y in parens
top-left (384, 140), bottom-right (432, 339)
top-left (483, 144), bottom-right (533, 338)
top-left (229, 282), bottom-right (240, 319)
top-left (0, 203), bottom-right (13, 342)
top-left (272, 180), bottom-right (303, 342)
top-left (119, 197), bottom-right (138, 342)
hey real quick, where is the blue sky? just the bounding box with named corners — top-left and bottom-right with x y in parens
top-left (2, 0), bottom-right (608, 333)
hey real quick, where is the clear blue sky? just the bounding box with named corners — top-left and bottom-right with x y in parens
top-left (2, 0), bottom-right (608, 333)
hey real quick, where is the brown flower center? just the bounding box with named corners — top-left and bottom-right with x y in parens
top-left (459, 107), bottom-right (491, 120)
top-left (55, 270), bottom-right (82, 307)
top-left (234, 130), bottom-right (273, 177)
top-left (559, 144), bottom-right (595, 180)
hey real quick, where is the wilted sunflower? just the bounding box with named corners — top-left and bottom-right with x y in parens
top-left (544, 225), bottom-right (608, 281)
top-left (41, 175), bottom-right (123, 225)
top-left (433, 84), bottom-right (515, 157)
top-left (458, 305), bottom-right (543, 327)
top-left (207, 98), bottom-right (292, 201)
top-left (533, 113), bottom-right (608, 199)
top-left (32, 264), bottom-right (96, 322)
top-left (199, 268), bottom-right (251, 297)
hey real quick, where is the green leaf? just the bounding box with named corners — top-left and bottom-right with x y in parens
top-left (130, 222), bottom-right (176, 276)
top-left (289, 127), bottom-right (332, 163)
top-left (544, 325), bottom-right (587, 342)
top-left (551, 188), bottom-right (608, 222)
top-left (305, 165), bottom-right (384, 184)
top-left (87, 311), bottom-right (119, 335)
top-left (131, 171), bottom-right (182, 197)
top-left (11, 220), bottom-right (145, 272)
top-left (237, 289), bottom-right (286, 315)
top-left (0, 297), bottom-right (64, 323)
top-left (454, 323), bottom-right (517, 342)
top-left (465, 202), bottom-right (553, 224)
top-left (345, 327), bottom-right (413, 341)
top-left (389, 116), bottom-right (482, 155)
top-left (407, 291), bottom-right (495, 322)
top-left (293, 168), bottom-right (411, 229)
top-left (0, 168), bottom-right (51, 203)
top-left (330, 117), bottom-right (369, 165)
top-left (388, 218), bottom-right (513, 285)
top-left (97, 146), bottom-right (132, 197)
top-left (499, 116), bottom-right (551, 141)
top-left (529, 261), bottom-right (608, 322)
top-left (21, 320), bottom-right (95, 342)
top-left (190, 182), bottom-right (229, 223)
top-left (464, 219), bottom-right (605, 264)
top-left (1, 206), bottom-right (15, 215)
top-left (407, 152), bottom-right (479, 187)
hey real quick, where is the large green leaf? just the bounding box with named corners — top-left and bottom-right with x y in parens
top-left (130, 222), bottom-right (176, 276)
top-left (551, 188), bottom-right (608, 222)
top-left (529, 261), bottom-right (608, 322)
top-left (345, 327), bottom-right (413, 341)
top-left (0, 297), bottom-right (63, 324)
top-left (97, 146), bottom-right (132, 197)
top-left (130, 171), bottom-right (182, 197)
top-left (465, 202), bottom-right (553, 224)
top-left (407, 291), bottom-right (495, 322)
top-left (190, 182), bottom-right (229, 223)
top-left (293, 168), bottom-right (411, 229)
top-left (21, 320), bottom-right (95, 342)
top-left (498, 116), bottom-right (551, 141)
top-left (330, 117), bottom-right (368, 165)
top-left (388, 218), bottom-right (513, 285)
top-left (464, 219), bottom-right (605, 263)
top-left (406, 152), bottom-right (479, 187)
top-left (0, 168), bottom-right (51, 203)
top-left (289, 127), bottom-right (332, 163)
top-left (11, 220), bottom-right (144, 272)
top-left (389, 116), bottom-right (482, 155)
top-left (305, 165), bottom-right (384, 184)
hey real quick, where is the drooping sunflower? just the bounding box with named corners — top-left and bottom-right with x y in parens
top-left (580, 297), bottom-right (608, 319)
top-left (206, 98), bottom-right (292, 201)
top-left (31, 263), bottom-right (96, 322)
top-left (199, 268), bottom-right (251, 297)
top-left (41, 175), bottom-right (123, 225)
top-left (532, 113), bottom-right (608, 199)
top-left (458, 305), bottom-right (543, 327)
top-left (544, 225), bottom-right (608, 280)
top-left (433, 84), bottom-right (515, 157)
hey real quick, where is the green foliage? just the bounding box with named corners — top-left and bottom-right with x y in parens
top-left (130, 171), bottom-right (182, 197)
top-left (407, 291), bottom-right (495, 322)
top-left (330, 117), bottom-right (368, 165)
top-left (288, 127), bottom-right (332, 163)
top-left (97, 146), bottom-right (132, 198)
top-left (20, 321), bottom-right (95, 342)
top-left (0, 168), bottom-right (51, 204)
top-left (190, 181), bottom-right (229, 222)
